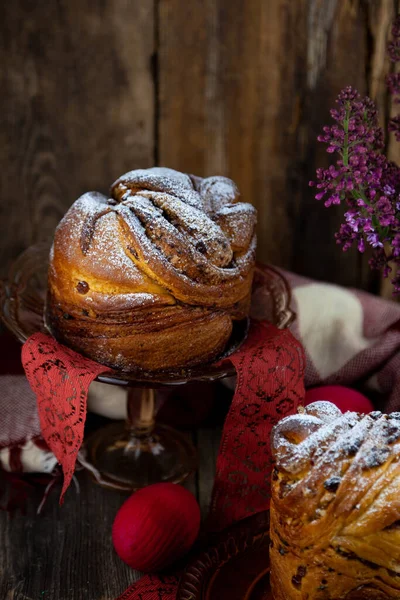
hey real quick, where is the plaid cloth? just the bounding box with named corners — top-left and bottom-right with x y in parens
top-left (285, 270), bottom-right (400, 411)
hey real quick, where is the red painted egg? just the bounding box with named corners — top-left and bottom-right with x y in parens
top-left (305, 385), bottom-right (374, 414)
top-left (112, 483), bottom-right (201, 572)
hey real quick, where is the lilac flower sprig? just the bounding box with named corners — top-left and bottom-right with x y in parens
top-left (310, 16), bottom-right (400, 294)
top-left (310, 87), bottom-right (398, 253)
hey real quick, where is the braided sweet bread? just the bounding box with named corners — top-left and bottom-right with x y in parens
top-left (270, 401), bottom-right (400, 599)
top-left (45, 167), bottom-right (256, 371)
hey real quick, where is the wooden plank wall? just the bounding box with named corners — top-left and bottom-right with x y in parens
top-left (1, 0), bottom-right (399, 294)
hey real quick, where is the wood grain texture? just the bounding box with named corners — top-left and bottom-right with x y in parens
top-left (294, 0), bottom-right (375, 289)
top-left (0, 0), bottom-right (155, 278)
top-left (363, 0), bottom-right (397, 296)
top-left (158, 0), bottom-right (308, 269)
top-left (0, 427), bottom-right (221, 600)
top-left (158, 0), bottom-right (396, 289)
top-left (0, 473), bottom-right (135, 600)
top-left (196, 427), bottom-right (220, 520)
top-left (1, 0), bottom-right (398, 291)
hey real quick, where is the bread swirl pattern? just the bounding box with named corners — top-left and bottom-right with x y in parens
top-left (270, 401), bottom-right (400, 599)
top-left (46, 168), bottom-right (256, 371)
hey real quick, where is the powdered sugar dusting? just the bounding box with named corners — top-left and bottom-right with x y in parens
top-left (139, 190), bottom-right (233, 268)
top-left (273, 401), bottom-right (400, 477)
top-left (272, 410), bottom-right (357, 474)
top-left (111, 167), bottom-right (202, 209)
top-left (198, 176), bottom-right (240, 212)
top-left (54, 194), bottom-right (150, 289)
top-left (54, 192), bottom-right (106, 262)
top-left (110, 169), bottom-right (256, 286)
top-left (217, 203), bottom-right (254, 215)
top-left (52, 168), bottom-right (257, 310)
top-left (271, 402), bottom-right (400, 598)
top-left (305, 400), bottom-right (342, 422)
top-left (84, 211), bottom-right (136, 275)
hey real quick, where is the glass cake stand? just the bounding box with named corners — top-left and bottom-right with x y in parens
top-left (0, 244), bottom-right (295, 491)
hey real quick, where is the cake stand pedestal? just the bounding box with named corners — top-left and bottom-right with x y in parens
top-left (84, 387), bottom-right (197, 490)
top-left (1, 243), bottom-right (294, 491)
top-left (74, 318), bottom-right (249, 491)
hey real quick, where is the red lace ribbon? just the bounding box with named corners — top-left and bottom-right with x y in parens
top-left (21, 333), bottom-right (111, 502)
top-left (114, 321), bottom-right (305, 600)
top-left (209, 321), bottom-right (305, 531)
top-left (21, 322), bottom-right (304, 599)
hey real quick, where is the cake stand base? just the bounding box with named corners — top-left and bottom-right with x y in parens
top-left (85, 420), bottom-right (197, 491)
top-left (83, 385), bottom-right (197, 491)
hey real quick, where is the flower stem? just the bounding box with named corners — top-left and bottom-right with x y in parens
top-left (342, 104), bottom-right (350, 167)
top-left (352, 188), bottom-right (371, 207)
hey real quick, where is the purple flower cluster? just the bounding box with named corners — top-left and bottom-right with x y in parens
top-left (310, 87), bottom-right (386, 206)
top-left (310, 16), bottom-right (400, 294)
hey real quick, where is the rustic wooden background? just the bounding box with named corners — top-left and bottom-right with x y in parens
top-left (1, 0), bottom-right (400, 295)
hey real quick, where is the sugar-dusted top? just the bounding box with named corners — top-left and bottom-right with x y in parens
top-left (51, 167), bottom-right (257, 311)
top-left (272, 401), bottom-right (400, 476)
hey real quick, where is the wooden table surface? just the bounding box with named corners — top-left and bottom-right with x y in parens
top-left (0, 424), bottom-right (222, 600)
top-left (0, 332), bottom-right (229, 600)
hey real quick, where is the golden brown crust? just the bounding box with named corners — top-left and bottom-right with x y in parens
top-left (46, 167), bottom-right (256, 371)
top-left (270, 402), bottom-right (400, 600)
